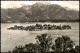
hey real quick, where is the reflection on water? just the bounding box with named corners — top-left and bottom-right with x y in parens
top-left (1, 22), bottom-right (79, 52)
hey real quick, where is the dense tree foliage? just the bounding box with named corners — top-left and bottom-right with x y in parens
top-left (24, 43), bottom-right (38, 52)
top-left (8, 34), bottom-right (79, 53)
top-left (52, 36), bottom-right (75, 53)
top-left (35, 33), bottom-right (53, 52)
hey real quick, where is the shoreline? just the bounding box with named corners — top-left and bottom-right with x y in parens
top-left (1, 22), bottom-right (79, 24)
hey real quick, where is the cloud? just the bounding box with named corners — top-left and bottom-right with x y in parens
top-left (1, 1), bottom-right (36, 8)
top-left (50, 1), bottom-right (79, 10)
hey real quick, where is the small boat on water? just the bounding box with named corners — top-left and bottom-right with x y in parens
top-left (8, 36), bottom-right (11, 41)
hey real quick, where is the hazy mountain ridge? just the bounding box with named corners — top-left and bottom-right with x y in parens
top-left (1, 3), bottom-right (79, 23)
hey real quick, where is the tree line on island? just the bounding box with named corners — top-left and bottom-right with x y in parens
top-left (8, 33), bottom-right (79, 53)
top-left (7, 24), bottom-right (71, 31)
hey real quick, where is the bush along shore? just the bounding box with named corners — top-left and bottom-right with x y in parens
top-left (8, 34), bottom-right (79, 53)
top-left (7, 24), bottom-right (71, 31)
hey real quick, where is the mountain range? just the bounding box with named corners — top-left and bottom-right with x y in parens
top-left (1, 3), bottom-right (79, 23)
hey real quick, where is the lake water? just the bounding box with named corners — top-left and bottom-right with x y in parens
top-left (1, 22), bottom-right (79, 52)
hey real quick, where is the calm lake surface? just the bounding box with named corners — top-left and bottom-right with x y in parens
top-left (1, 22), bottom-right (79, 52)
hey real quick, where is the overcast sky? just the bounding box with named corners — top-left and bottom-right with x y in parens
top-left (1, 1), bottom-right (79, 10)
